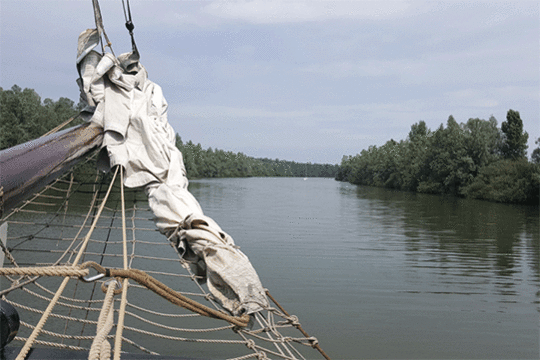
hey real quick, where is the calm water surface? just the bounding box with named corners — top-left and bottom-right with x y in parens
top-left (188, 177), bottom-right (539, 359)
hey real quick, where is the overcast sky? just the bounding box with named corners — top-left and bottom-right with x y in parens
top-left (1, 0), bottom-right (538, 164)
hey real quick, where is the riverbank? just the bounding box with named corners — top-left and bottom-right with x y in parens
top-left (336, 114), bottom-right (540, 205)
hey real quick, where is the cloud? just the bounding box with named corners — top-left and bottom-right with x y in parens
top-left (1, 0), bottom-right (537, 164)
top-left (299, 59), bottom-right (424, 79)
top-left (202, 0), bottom-right (412, 24)
top-left (298, 33), bottom-right (536, 87)
top-left (169, 104), bottom-right (314, 122)
top-left (444, 89), bottom-right (499, 109)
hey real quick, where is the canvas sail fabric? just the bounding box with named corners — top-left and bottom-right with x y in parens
top-left (76, 29), bottom-right (269, 316)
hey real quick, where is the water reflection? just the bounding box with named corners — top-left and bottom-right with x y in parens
top-left (185, 178), bottom-right (539, 358)
top-left (350, 185), bottom-right (540, 302)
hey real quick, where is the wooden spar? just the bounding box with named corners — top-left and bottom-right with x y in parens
top-left (0, 122), bottom-right (103, 218)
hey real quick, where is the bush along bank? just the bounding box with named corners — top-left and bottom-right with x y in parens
top-left (336, 111), bottom-right (540, 205)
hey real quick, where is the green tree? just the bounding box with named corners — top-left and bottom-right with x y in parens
top-left (336, 112), bottom-right (536, 205)
top-left (402, 121), bottom-right (432, 191)
top-left (419, 116), bottom-right (474, 195)
top-left (463, 159), bottom-right (539, 204)
top-left (463, 116), bottom-right (501, 173)
top-left (501, 109), bottom-right (528, 160)
top-left (0, 85), bottom-right (79, 150)
top-left (408, 120), bottom-right (429, 142)
top-left (531, 137), bottom-right (540, 164)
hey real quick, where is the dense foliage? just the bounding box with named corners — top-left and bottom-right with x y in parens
top-left (0, 85), bottom-right (82, 149)
top-left (336, 112), bottom-right (539, 205)
top-left (176, 136), bottom-right (338, 178)
top-left (0, 85), bottom-right (338, 180)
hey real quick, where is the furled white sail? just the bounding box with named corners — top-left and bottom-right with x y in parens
top-left (75, 29), bottom-right (268, 316)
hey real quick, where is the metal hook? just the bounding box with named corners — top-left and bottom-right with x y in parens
top-left (82, 269), bottom-right (106, 283)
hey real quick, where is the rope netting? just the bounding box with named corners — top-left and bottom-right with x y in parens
top-left (0, 156), bottom-right (329, 360)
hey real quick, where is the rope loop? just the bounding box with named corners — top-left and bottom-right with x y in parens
top-left (101, 278), bottom-right (123, 295)
top-left (81, 261), bottom-right (108, 282)
top-left (287, 315), bottom-right (300, 326)
top-left (82, 261), bottom-right (108, 275)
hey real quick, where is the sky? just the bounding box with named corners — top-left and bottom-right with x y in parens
top-left (1, 0), bottom-right (538, 164)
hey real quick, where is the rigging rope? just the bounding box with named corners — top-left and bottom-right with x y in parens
top-left (12, 167), bottom-right (119, 360)
top-left (0, 262), bottom-right (250, 328)
top-left (0, 163), bottom-right (332, 359)
top-left (121, 0), bottom-right (138, 56)
top-left (265, 291), bottom-right (330, 360)
top-left (91, 0), bottom-right (115, 56)
top-left (113, 166), bottom-right (129, 360)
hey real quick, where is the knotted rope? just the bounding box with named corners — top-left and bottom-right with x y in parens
top-left (265, 290), bottom-right (331, 360)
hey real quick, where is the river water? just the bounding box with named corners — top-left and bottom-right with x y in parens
top-left (187, 177), bottom-right (539, 359)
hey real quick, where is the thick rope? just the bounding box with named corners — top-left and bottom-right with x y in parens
top-left (81, 261), bottom-right (250, 328)
top-left (89, 281), bottom-right (117, 360)
top-left (0, 266), bottom-right (89, 278)
top-left (0, 262), bottom-right (250, 328)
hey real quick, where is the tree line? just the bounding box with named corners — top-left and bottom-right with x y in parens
top-left (176, 136), bottom-right (338, 178)
top-left (0, 85), bottom-right (338, 179)
top-left (336, 111), bottom-right (540, 205)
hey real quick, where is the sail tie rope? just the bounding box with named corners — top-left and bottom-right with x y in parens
top-left (40, 114), bottom-right (81, 138)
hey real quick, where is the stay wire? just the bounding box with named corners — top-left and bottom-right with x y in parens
top-left (121, 0), bottom-right (133, 30)
top-left (122, 0), bottom-right (138, 55)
